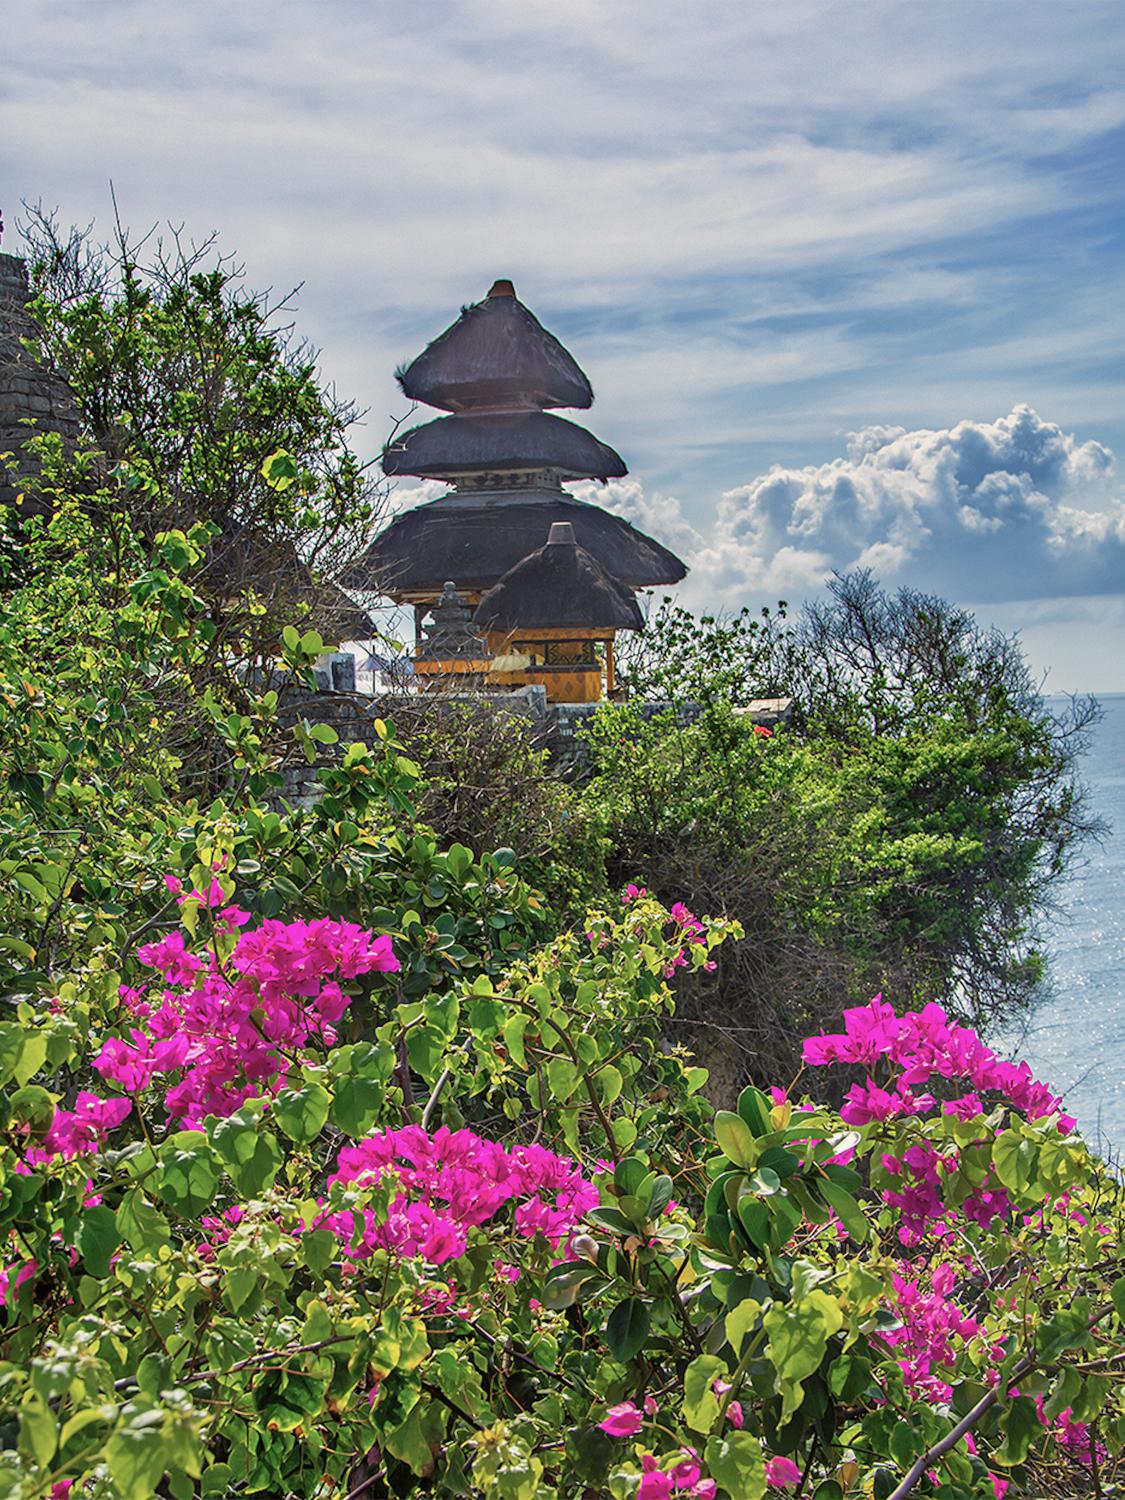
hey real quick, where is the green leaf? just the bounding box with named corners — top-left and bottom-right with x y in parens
top-left (11, 1084), bottom-right (54, 1132)
top-left (19, 1396), bottom-right (57, 1468)
top-left (586, 1205), bottom-right (636, 1236)
top-left (605, 1298), bottom-right (651, 1363)
top-left (737, 1085), bottom-right (773, 1137)
top-left (649, 1174), bottom-right (675, 1217)
top-left (209, 1114), bottom-right (282, 1196)
top-left (765, 1290), bottom-right (844, 1422)
top-left (60, 1405), bottom-right (114, 1448)
top-left (136, 1354), bottom-right (171, 1400)
top-left (614, 1156), bottom-right (649, 1196)
top-left (444, 843), bottom-right (473, 880)
top-left (105, 1404), bottom-right (169, 1499)
top-left (757, 1145), bottom-right (801, 1178)
top-left (385, 1398), bottom-right (444, 1476)
top-left (78, 1203), bottom-right (122, 1278)
top-left (737, 1194), bottom-right (770, 1250)
top-left (683, 1354), bottom-right (726, 1433)
top-left (330, 1072), bottom-right (384, 1135)
top-left (714, 1110), bottom-right (757, 1168)
top-left (704, 1431), bottom-right (765, 1499)
top-left (300, 1228), bottom-right (337, 1275)
top-left (540, 1262), bottom-right (601, 1311)
top-left (1036, 1302), bottom-right (1092, 1363)
top-left (817, 1177), bottom-right (871, 1242)
top-left (598, 1063), bottom-right (623, 1106)
top-left (992, 1129), bottom-right (1039, 1197)
top-left (725, 1297), bottom-right (763, 1356)
top-left (201, 1464), bottom-right (235, 1495)
top-left (116, 1190), bottom-right (171, 1252)
top-left (888, 1421), bottom-right (919, 1467)
top-left (546, 1055), bottom-right (580, 1103)
top-left (223, 1266), bottom-right (259, 1314)
top-left (155, 1131), bottom-right (221, 1215)
top-left (272, 1082), bottom-right (331, 1144)
top-left (992, 1395), bottom-right (1041, 1466)
top-left (262, 451), bottom-right (299, 489)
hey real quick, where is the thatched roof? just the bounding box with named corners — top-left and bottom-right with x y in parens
top-left (341, 487), bottom-right (687, 597)
top-left (473, 522), bottom-right (644, 632)
top-left (397, 280), bottom-right (594, 413)
top-left (382, 410), bottom-right (626, 480)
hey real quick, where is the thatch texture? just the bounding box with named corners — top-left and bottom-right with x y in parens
top-left (382, 410), bottom-right (626, 480)
top-left (342, 488), bottom-right (687, 596)
top-left (397, 282), bottom-right (594, 413)
top-left (473, 523), bottom-right (644, 632)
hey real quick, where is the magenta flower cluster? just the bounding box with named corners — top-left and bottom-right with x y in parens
top-left (882, 1262), bottom-right (981, 1400)
top-left (596, 1405), bottom-right (717, 1500)
top-left (25, 1091), bottom-right (132, 1165)
top-left (94, 906), bottom-right (398, 1127)
top-left (620, 885), bottom-right (715, 976)
top-left (803, 996), bottom-right (1073, 1131)
top-left (320, 1124), bottom-right (599, 1265)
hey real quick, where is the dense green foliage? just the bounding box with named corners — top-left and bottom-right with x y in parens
top-left (0, 234), bottom-right (1117, 1498)
top-left (14, 209), bottom-right (383, 656)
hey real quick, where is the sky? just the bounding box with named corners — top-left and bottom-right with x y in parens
top-left (3, 0), bottom-right (1125, 689)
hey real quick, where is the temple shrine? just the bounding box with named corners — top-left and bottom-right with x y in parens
top-left (345, 279), bottom-right (687, 702)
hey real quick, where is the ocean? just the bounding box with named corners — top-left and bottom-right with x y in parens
top-left (1006, 693), bottom-right (1125, 1158)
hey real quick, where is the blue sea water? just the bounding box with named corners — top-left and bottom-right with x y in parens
top-left (1005, 694), bottom-right (1125, 1157)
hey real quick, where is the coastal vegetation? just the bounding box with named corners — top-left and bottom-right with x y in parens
top-left (0, 236), bottom-right (1119, 1498)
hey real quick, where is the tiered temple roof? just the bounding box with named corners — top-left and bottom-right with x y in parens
top-left (344, 280), bottom-right (687, 602)
top-left (473, 522), bottom-right (644, 633)
top-left (396, 279), bottom-right (593, 412)
top-left (382, 410), bottom-right (626, 481)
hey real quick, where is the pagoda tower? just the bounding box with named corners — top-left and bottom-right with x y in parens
top-left (344, 281), bottom-right (687, 674)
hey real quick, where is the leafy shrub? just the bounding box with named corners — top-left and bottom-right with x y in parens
top-left (0, 882), bottom-right (1120, 1499)
top-left (580, 577), bottom-right (1102, 1091)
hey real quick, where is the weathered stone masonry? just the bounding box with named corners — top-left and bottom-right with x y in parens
top-left (0, 252), bottom-right (79, 507)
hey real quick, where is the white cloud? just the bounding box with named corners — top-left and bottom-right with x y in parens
top-left (574, 407), bottom-right (1125, 610)
top-left (571, 478), bottom-right (704, 560)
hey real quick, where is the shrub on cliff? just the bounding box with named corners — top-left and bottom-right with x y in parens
top-left (588, 575), bottom-right (1100, 1087)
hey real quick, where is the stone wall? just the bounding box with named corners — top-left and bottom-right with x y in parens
top-left (0, 252), bottom-right (79, 508)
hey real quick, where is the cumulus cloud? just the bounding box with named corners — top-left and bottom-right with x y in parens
top-left (570, 477), bottom-right (704, 561)
top-left (607, 406), bottom-right (1123, 608)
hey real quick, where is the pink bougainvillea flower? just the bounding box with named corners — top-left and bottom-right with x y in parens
top-left (668, 1450), bottom-right (702, 1488)
top-left (323, 1126), bottom-right (597, 1267)
top-left (764, 1456), bottom-right (802, 1488)
top-left (638, 1455), bottom-right (674, 1500)
top-left (100, 912), bottom-right (401, 1127)
top-left (599, 1400), bottom-right (645, 1437)
top-left (0, 1259), bottom-right (39, 1307)
top-left (26, 1092), bottom-right (131, 1164)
